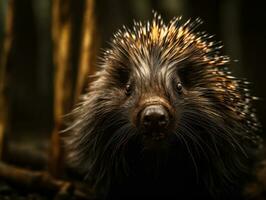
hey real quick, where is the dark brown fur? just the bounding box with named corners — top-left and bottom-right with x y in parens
top-left (63, 14), bottom-right (262, 199)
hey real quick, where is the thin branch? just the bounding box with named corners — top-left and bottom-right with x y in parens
top-left (0, 161), bottom-right (96, 200)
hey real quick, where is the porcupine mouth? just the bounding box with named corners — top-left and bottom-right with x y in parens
top-left (141, 130), bottom-right (171, 151)
top-left (143, 122), bottom-right (169, 141)
top-left (142, 130), bottom-right (167, 141)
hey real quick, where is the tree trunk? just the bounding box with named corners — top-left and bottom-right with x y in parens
top-left (75, 0), bottom-right (96, 100)
top-left (0, 0), bottom-right (14, 160)
top-left (50, 0), bottom-right (73, 177)
top-left (50, 0), bottom-right (96, 177)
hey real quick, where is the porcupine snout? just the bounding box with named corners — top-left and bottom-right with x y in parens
top-left (140, 104), bottom-right (169, 139)
top-left (134, 95), bottom-right (173, 141)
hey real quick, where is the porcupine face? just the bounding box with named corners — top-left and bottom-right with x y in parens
top-left (64, 14), bottom-right (261, 197)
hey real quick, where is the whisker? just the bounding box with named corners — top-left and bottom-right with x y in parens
top-left (176, 131), bottom-right (199, 183)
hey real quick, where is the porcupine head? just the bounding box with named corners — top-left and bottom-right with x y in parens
top-left (63, 13), bottom-right (262, 199)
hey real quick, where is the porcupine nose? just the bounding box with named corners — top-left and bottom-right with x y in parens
top-left (141, 105), bottom-right (169, 131)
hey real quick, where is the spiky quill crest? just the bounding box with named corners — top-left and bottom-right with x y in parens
top-left (64, 13), bottom-right (262, 197)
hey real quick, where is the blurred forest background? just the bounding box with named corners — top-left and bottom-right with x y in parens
top-left (0, 0), bottom-right (266, 199)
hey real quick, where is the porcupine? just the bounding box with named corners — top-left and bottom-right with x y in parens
top-left (63, 13), bottom-right (262, 199)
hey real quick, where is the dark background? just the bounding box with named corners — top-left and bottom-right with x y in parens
top-left (0, 0), bottom-right (265, 153)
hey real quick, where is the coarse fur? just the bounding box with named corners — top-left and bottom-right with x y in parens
top-left (63, 13), bottom-right (262, 199)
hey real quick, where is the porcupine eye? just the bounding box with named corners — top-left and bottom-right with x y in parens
top-left (176, 82), bottom-right (183, 93)
top-left (177, 62), bottom-right (201, 89)
top-left (125, 83), bottom-right (132, 96)
top-left (116, 68), bottom-right (132, 96)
